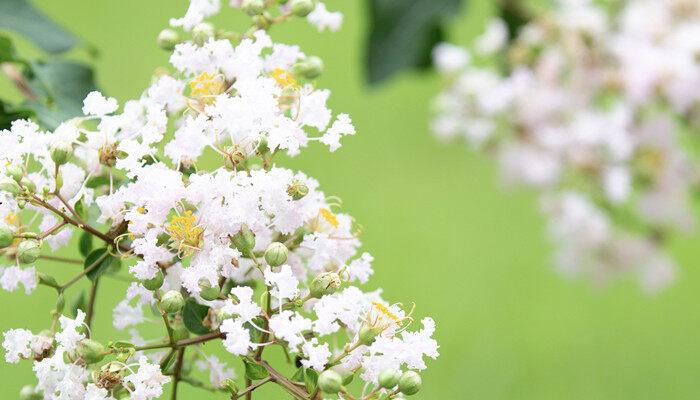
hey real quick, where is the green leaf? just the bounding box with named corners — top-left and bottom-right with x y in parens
top-left (244, 317), bottom-right (265, 343)
top-left (304, 368), bottom-right (319, 393)
top-left (366, 0), bottom-right (462, 84)
top-left (70, 291), bottom-right (85, 317)
top-left (25, 60), bottom-right (98, 129)
top-left (78, 231), bottom-right (93, 257)
top-left (85, 175), bottom-right (111, 189)
top-left (291, 367), bottom-right (305, 383)
top-left (0, 0), bottom-right (78, 54)
top-left (74, 195), bottom-right (87, 220)
top-left (243, 359), bottom-right (269, 380)
top-left (0, 34), bottom-right (16, 62)
top-left (83, 247), bottom-right (113, 282)
top-left (499, 0), bottom-right (530, 40)
top-left (182, 298), bottom-right (211, 335)
top-left (0, 99), bottom-right (32, 130)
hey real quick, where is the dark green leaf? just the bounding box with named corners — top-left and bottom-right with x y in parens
top-left (0, 34), bottom-right (16, 62)
top-left (499, 0), bottom-right (530, 40)
top-left (244, 317), bottom-right (265, 343)
top-left (0, 0), bottom-right (78, 54)
top-left (291, 367), bottom-right (304, 383)
top-left (0, 99), bottom-right (32, 130)
top-left (160, 350), bottom-right (177, 371)
top-left (70, 291), bottom-right (85, 317)
top-left (243, 359), bottom-right (269, 380)
top-left (304, 368), bottom-right (319, 393)
top-left (85, 175), bottom-right (111, 189)
top-left (366, 0), bottom-right (462, 84)
top-left (83, 247), bottom-right (113, 282)
top-left (182, 298), bottom-right (211, 335)
top-left (74, 195), bottom-right (87, 220)
top-left (25, 60), bottom-right (98, 129)
top-left (78, 231), bottom-right (93, 257)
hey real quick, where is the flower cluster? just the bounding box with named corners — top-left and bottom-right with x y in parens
top-left (0, 1), bottom-right (438, 399)
top-left (432, 0), bottom-right (700, 292)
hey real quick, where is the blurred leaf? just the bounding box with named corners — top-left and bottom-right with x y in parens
top-left (85, 175), bottom-right (111, 189)
top-left (244, 317), bottom-right (264, 343)
top-left (366, 0), bottom-right (462, 84)
top-left (70, 291), bottom-right (85, 317)
top-left (84, 247), bottom-right (113, 282)
top-left (74, 195), bottom-right (87, 220)
top-left (499, 0), bottom-right (530, 40)
top-left (182, 298), bottom-right (211, 334)
top-left (25, 60), bottom-right (97, 129)
top-left (0, 0), bottom-right (78, 54)
top-left (78, 231), bottom-right (93, 257)
top-left (291, 367), bottom-right (304, 383)
top-left (304, 368), bottom-right (319, 393)
top-left (0, 34), bottom-right (17, 62)
top-left (0, 99), bottom-right (32, 130)
top-left (243, 359), bottom-right (269, 380)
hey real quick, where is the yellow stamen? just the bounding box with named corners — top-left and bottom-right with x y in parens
top-left (271, 68), bottom-right (298, 88)
top-left (166, 210), bottom-right (204, 250)
top-left (5, 212), bottom-right (17, 226)
top-left (189, 72), bottom-right (224, 98)
top-left (371, 301), bottom-right (400, 323)
top-left (319, 208), bottom-right (339, 228)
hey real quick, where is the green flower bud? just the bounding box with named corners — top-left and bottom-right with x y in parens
top-left (0, 224), bottom-right (14, 248)
top-left (291, 0), bottom-right (315, 17)
top-left (50, 141), bottom-right (73, 165)
top-left (317, 370), bottom-right (342, 394)
top-left (76, 339), bottom-right (107, 364)
top-left (286, 179), bottom-right (309, 200)
top-left (292, 56), bottom-right (324, 79)
top-left (161, 290), bottom-right (184, 313)
top-left (142, 272), bottom-right (164, 291)
top-left (398, 371), bottom-right (421, 396)
top-left (223, 145), bottom-right (247, 170)
top-left (6, 165), bottom-right (23, 182)
top-left (19, 385), bottom-right (42, 400)
top-left (198, 279), bottom-right (220, 301)
top-left (17, 239), bottom-right (41, 264)
top-left (193, 22), bottom-right (215, 45)
top-left (0, 177), bottom-right (21, 195)
top-left (231, 225), bottom-right (255, 256)
top-left (309, 271), bottom-right (341, 298)
top-left (378, 369), bottom-right (401, 389)
top-left (157, 28), bottom-right (180, 51)
top-left (222, 378), bottom-right (238, 396)
top-left (19, 177), bottom-right (36, 192)
top-left (358, 325), bottom-right (382, 346)
top-left (171, 319), bottom-right (190, 342)
top-left (264, 242), bottom-right (288, 267)
top-left (242, 0), bottom-right (265, 15)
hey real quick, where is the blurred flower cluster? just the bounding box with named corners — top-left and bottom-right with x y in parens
top-left (433, 0), bottom-right (700, 292)
top-left (0, 1), bottom-right (438, 399)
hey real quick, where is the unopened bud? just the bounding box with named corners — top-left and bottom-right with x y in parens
top-left (6, 165), bottom-right (23, 182)
top-left (242, 0), bottom-right (265, 15)
top-left (142, 272), bottom-right (164, 291)
top-left (291, 0), bottom-right (315, 17)
top-left (198, 279), bottom-right (220, 301)
top-left (222, 378), bottom-right (238, 395)
top-left (378, 369), bottom-right (401, 389)
top-left (161, 290), bottom-right (184, 313)
top-left (318, 370), bottom-right (342, 394)
top-left (358, 325), bottom-right (382, 346)
top-left (223, 145), bottom-right (247, 170)
top-left (398, 371), bottom-right (421, 396)
top-left (193, 22), bottom-right (215, 45)
top-left (286, 179), bottom-right (309, 200)
top-left (231, 225), bottom-right (255, 256)
top-left (19, 385), bottom-right (42, 400)
top-left (19, 177), bottom-right (36, 192)
top-left (292, 56), bottom-right (324, 79)
top-left (50, 141), bottom-right (73, 165)
top-left (0, 177), bottom-right (21, 195)
top-left (264, 242), bottom-right (288, 267)
top-left (17, 239), bottom-right (41, 264)
top-left (157, 28), bottom-right (180, 51)
top-left (76, 339), bottom-right (107, 364)
top-left (0, 224), bottom-right (14, 248)
top-left (309, 271), bottom-right (341, 298)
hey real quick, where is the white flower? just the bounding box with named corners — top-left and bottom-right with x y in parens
top-left (195, 355), bottom-right (235, 388)
top-left (0, 266), bottom-right (37, 294)
top-left (307, 3), bottom-right (343, 32)
top-left (269, 310), bottom-right (312, 350)
top-left (56, 310), bottom-right (86, 352)
top-left (169, 0), bottom-right (220, 30)
top-left (221, 318), bottom-right (254, 356)
top-left (264, 265), bottom-right (299, 302)
top-left (474, 18), bottom-right (507, 55)
top-left (82, 91), bottom-right (119, 116)
top-left (432, 43), bottom-right (470, 73)
top-left (123, 356), bottom-right (171, 400)
top-left (2, 328), bottom-right (34, 363)
top-left (85, 383), bottom-right (116, 400)
top-left (112, 300), bottom-right (145, 330)
top-left (300, 339), bottom-right (331, 371)
top-left (220, 286), bottom-right (261, 322)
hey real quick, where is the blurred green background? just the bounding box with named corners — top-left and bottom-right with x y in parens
top-left (2, 1), bottom-right (700, 399)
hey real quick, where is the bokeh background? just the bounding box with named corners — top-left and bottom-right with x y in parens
top-left (2, 1), bottom-right (700, 399)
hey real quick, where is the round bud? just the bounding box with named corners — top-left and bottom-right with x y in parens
top-left (198, 279), bottom-right (220, 301)
top-left (19, 177), bottom-right (36, 192)
top-left (193, 22), bottom-right (215, 45)
top-left (6, 165), bottom-right (23, 182)
top-left (264, 242), bottom-right (288, 267)
top-left (291, 0), bottom-right (315, 17)
top-left (378, 369), bottom-right (401, 389)
top-left (358, 325), bottom-right (381, 346)
top-left (17, 239), bottom-right (41, 264)
top-left (157, 28), bottom-right (180, 51)
top-left (19, 385), bottom-right (42, 400)
top-left (0, 177), bottom-right (21, 195)
top-left (317, 370), bottom-right (342, 394)
top-left (223, 145), bottom-right (247, 170)
top-left (309, 271), bottom-right (341, 298)
top-left (0, 224), bottom-right (14, 248)
top-left (50, 141), bottom-right (73, 165)
top-left (231, 225), bottom-right (255, 256)
top-left (398, 371), bottom-right (422, 396)
top-left (161, 290), bottom-right (184, 313)
top-left (286, 179), bottom-right (309, 200)
top-left (292, 56), bottom-right (324, 79)
top-left (142, 272), bottom-right (164, 291)
top-left (76, 339), bottom-right (107, 364)
top-left (242, 0), bottom-right (265, 15)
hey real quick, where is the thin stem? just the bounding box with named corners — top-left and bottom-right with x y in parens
top-left (59, 250), bottom-right (109, 291)
top-left (255, 360), bottom-right (309, 400)
top-left (133, 330), bottom-right (224, 351)
top-left (244, 377), bottom-right (252, 400)
top-left (171, 348), bottom-right (185, 400)
top-left (38, 220), bottom-right (68, 239)
top-left (236, 376), bottom-right (272, 399)
top-left (85, 278), bottom-right (99, 330)
top-left (326, 341), bottom-right (362, 367)
top-left (155, 291), bottom-right (176, 345)
top-left (37, 254), bottom-right (83, 265)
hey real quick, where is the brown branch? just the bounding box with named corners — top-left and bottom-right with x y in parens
top-left (256, 360), bottom-right (309, 400)
top-left (1, 63), bottom-right (36, 100)
top-left (235, 377), bottom-right (272, 399)
top-left (85, 278), bottom-right (99, 330)
top-left (171, 348), bottom-right (185, 400)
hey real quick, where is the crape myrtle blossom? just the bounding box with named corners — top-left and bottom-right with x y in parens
top-left (432, 0), bottom-right (700, 292)
top-left (0, 0), bottom-right (437, 399)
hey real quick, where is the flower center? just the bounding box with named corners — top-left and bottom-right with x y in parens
top-left (271, 68), bottom-right (298, 88)
top-left (166, 210), bottom-right (203, 251)
top-left (319, 208), bottom-right (339, 228)
top-left (190, 72), bottom-right (225, 99)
